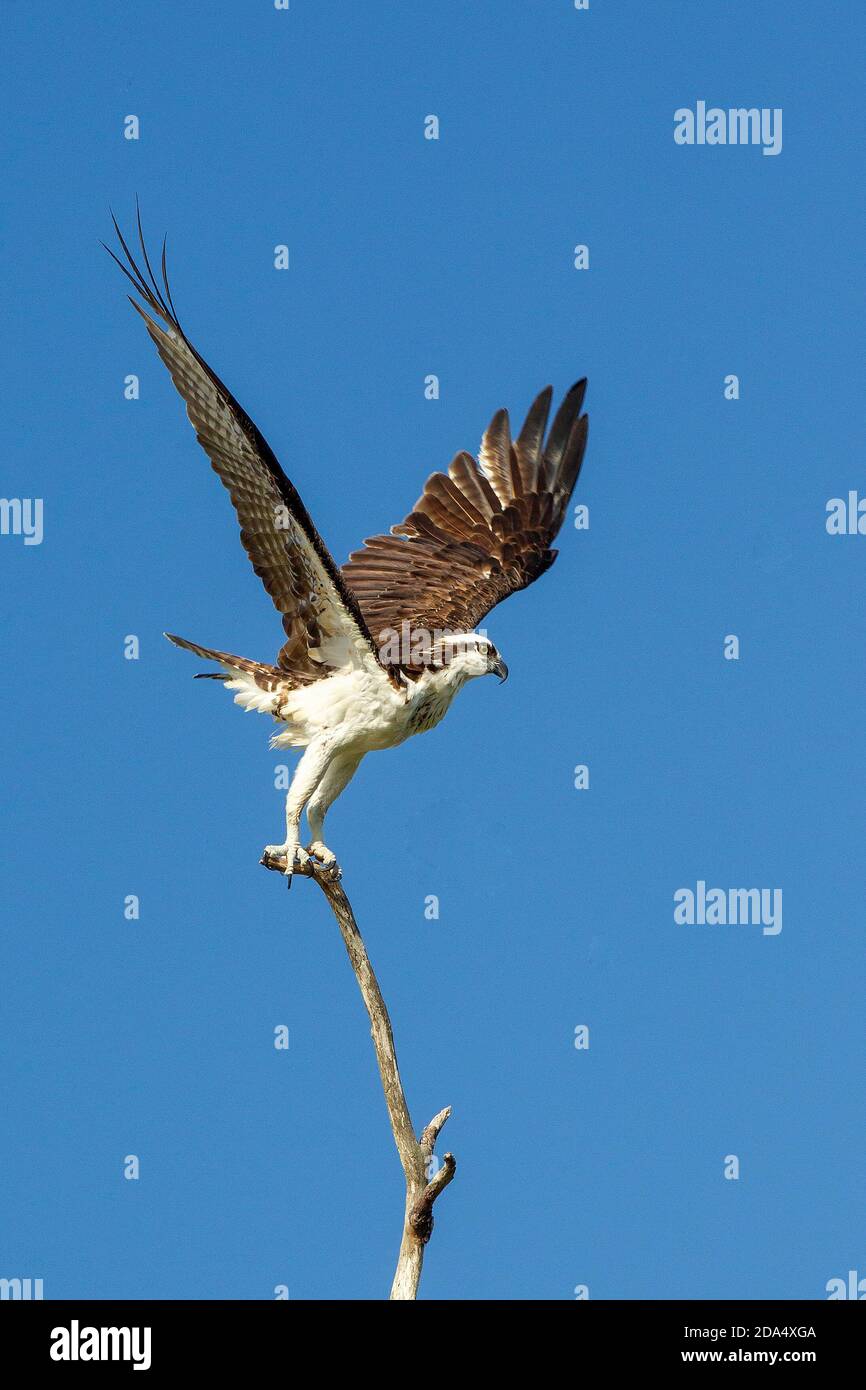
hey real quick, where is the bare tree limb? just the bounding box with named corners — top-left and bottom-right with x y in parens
top-left (261, 850), bottom-right (455, 1300)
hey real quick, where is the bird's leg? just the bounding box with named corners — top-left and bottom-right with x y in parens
top-left (264, 740), bottom-right (333, 883)
top-left (305, 753), bottom-right (362, 881)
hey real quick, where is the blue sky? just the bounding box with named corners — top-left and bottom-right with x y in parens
top-left (2, 1), bottom-right (864, 1300)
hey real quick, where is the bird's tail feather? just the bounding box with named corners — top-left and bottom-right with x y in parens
top-left (164, 632), bottom-right (285, 693)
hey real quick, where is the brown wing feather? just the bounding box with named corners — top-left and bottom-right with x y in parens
top-left (341, 382), bottom-right (588, 648)
top-left (107, 209), bottom-right (387, 686)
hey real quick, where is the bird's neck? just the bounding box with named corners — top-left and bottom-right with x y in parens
top-left (428, 657), bottom-right (475, 694)
top-left (400, 667), bottom-right (457, 735)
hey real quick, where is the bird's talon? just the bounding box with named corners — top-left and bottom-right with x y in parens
top-left (263, 844), bottom-right (311, 878)
top-left (307, 841), bottom-right (341, 880)
top-left (289, 847), bottom-right (310, 875)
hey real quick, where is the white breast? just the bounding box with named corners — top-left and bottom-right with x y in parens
top-left (252, 655), bottom-right (469, 754)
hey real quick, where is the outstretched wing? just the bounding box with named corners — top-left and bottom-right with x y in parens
top-left (341, 382), bottom-right (588, 647)
top-left (106, 211), bottom-right (389, 686)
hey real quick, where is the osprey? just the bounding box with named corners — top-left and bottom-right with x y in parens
top-left (108, 215), bottom-right (588, 882)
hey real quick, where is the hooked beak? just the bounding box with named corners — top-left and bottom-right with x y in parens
top-left (490, 654), bottom-right (509, 683)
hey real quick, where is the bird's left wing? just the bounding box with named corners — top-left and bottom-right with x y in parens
top-left (341, 382), bottom-right (588, 653)
top-left (107, 213), bottom-right (393, 686)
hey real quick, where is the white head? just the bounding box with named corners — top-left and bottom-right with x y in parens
top-left (437, 632), bottom-right (508, 685)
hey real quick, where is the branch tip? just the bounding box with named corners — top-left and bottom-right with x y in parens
top-left (420, 1105), bottom-right (452, 1157)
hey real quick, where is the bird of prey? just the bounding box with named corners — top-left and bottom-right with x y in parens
top-left (107, 215), bottom-right (589, 883)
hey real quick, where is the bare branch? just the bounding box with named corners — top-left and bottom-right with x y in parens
top-left (261, 849), bottom-right (455, 1299)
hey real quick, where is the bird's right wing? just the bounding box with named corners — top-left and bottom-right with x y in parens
top-left (107, 212), bottom-right (393, 686)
